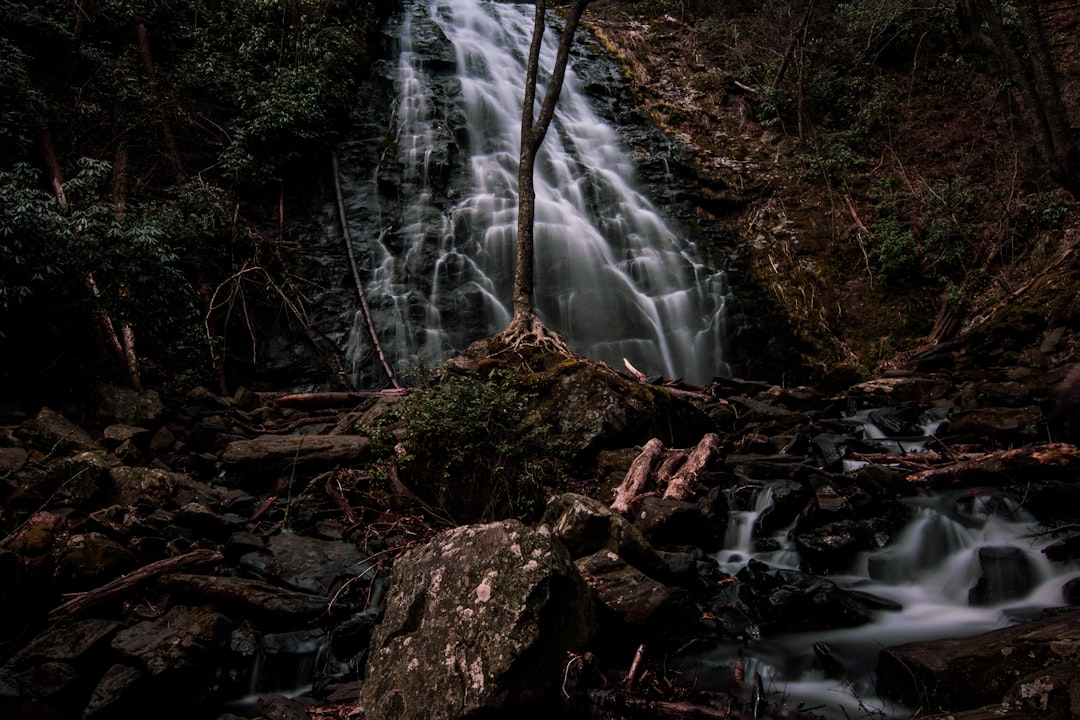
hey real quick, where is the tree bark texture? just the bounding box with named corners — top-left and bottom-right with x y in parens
top-left (510, 0), bottom-right (593, 330)
top-left (664, 432), bottom-right (720, 500)
top-left (958, 0), bottom-right (1080, 198)
top-left (611, 438), bottom-right (665, 514)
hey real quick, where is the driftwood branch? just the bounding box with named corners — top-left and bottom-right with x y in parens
top-left (656, 449), bottom-right (689, 488)
top-left (263, 389), bottom-right (409, 410)
top-left (611, 438), bottom-right (665, 514)
top-left (332, 150), bottom-right (400, 389)
top-left (905, 443), bottom-right (1080, 486)
top-left (624, 644), bottom-right (647, 690)
top-left (664, 433), bottom-right (720, 501)
top-left (49, 549), bottom-right (223, 622)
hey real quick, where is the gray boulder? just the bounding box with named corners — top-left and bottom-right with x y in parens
top-left (361, 520), bottom-right (595, 720)
top-left (542, 492), bottom-right (668, 579)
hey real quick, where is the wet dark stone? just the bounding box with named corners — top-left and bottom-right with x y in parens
top-left (1063, 577), bottom-right (1080, 605)
top-left (111, 604), bottom-right (233, 681)
top-left (83, 664), bottom-right (144, 718)
top-left (753, 479), bottom-right (808, 536)
top-left (1042, 534), bottom-right (1080, 563)
top-left (632, 494), bottom-right (725, 552)
top-left (240, 532), bottom-right (370, 597)
top-left (704, 580), bottom-right (761, 641)
top-left (969, 546), bottom-right (1036, 606)
top-left (796, 518), bottom-right (891, 574)
top-left (811, 433), bottom-right (849, 470)
top-left (813, 642), bottom-right (846, 679)
top-left (867, 403), bottom-right (923, 436)
top-left (736, 559), bottom-right (878, 632)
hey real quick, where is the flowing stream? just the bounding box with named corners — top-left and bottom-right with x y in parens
top-left (339, 0), bottom-right (732, 386)
top-left (686, 419), bottom-right (1080, 719)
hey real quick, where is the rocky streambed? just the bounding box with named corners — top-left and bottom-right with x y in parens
top-left (1, 331), bottom-right (1079, 720)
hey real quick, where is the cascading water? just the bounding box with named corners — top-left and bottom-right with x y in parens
top-left (686, 423), bottom-right (1080, 719)
top-left (341, 0), bottom-right (733, 386)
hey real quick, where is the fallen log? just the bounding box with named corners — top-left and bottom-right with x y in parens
top-left (664, 433), bottom-right (720, 501)
top-left (611, 438), bottom-right (665, 514)
top-left (49, 548), bottom-right (223, 622)
top-left (904, 442), bottom-right (1080, 486)
top-left (262, 389), bottom-right (409, 410)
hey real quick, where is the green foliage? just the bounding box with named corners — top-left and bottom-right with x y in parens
top-left (867, 215), bottom-right (919, 284)
top-left (366, 371), bottom-right (570, 523)
top-left (0, 159), bottom-right (197, 352)
top-left (919, 176), bottom-right (983, 282)
top-left (1016, 192), bottom-right (1072, 235)
top-left (0, 0), bottom-right (396, 385)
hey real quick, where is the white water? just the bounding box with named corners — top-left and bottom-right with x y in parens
top-left (346, 0), bottom-right (732, 385)
top-left (698, 430), bottom-right (1080, 718)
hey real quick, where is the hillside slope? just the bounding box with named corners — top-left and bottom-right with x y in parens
top-left (585, 0), bottom-right (1079, 388)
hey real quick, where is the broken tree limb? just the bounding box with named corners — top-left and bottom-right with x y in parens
top-left (49, 548), bottom-right (223, 623)
top-left (904, 442), bottom-right (1080, 486)
top-left (332, 150), bottom-right (400, 389)
top-left (623, 358), bottom-right (648, 382)
top-left (263, 389), bottom-right (408, 410)
top-left (593, 692), bottom-right (736, 718)
top-left (655, 449), bottom-right (689, 488)
top-left (664, 433), bottom-right (720, 501)
top-left (624, 644), bottom-right (647, 690)
top-left (611, 438), bottom-right (665, 514)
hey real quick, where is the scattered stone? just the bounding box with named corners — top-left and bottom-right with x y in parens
top-left (25, 407), bottom-right (98, 453)
top-left (575, 550), bottom-right (675, 627)
top-left (542, 492), bottom-right (668, 578)
top-left (111, 604), bottom-right (233, 679)
top-left (240, 532), bottom-right (370, 596)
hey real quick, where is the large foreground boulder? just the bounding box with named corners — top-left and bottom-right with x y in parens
top-left (876, 608), bottom-right (1080, 715)
top-left (361, 520), bottom-right (595, 720)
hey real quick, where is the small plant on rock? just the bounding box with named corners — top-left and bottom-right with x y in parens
top-left (365, 369), bottom-right (571, 524)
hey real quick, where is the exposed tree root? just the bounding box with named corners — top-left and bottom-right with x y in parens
top-left (495, 315), bottom-right (580, 359)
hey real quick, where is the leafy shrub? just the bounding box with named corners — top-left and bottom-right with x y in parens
top-left (868, 215), bottom-right (919, 283)
top-left (366, 370), bottom-right (570, 523)
top-left (1017, 192), bottom-right (1073, 235)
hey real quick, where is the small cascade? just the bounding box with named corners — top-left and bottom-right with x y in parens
top-left (340, 0), bottom-right (733, 386)
top-left (716, 484), bottom-right (799, 575)
top-left (697, 411), bottom-right (1080, 719)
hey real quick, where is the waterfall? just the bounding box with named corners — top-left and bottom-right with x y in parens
top-left (341, 0), bottom-right (733, 386)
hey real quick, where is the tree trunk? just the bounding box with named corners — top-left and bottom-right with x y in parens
top-left (508, 0), bottom-right (593, 333)
top-left (959, 0), bottom-right (1080, 198)
top-left (332, 151), bottom-right (400, 388)
top-left (137, 21), bottom-right (185, 184)
top-left (1014, 0), bottom-right (1080, 197)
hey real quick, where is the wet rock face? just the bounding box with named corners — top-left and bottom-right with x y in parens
top-left (876, 608), bottom-right (1080, 714)
top-left (361, 520), bottom-right (595, 720)
top-left (968, 546), bottom-right (1037, 606)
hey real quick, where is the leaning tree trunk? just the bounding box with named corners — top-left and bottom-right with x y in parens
top-left (505, 0), bottom-right (593, 342)
top-left (959, 0), bottom-right (1080, 199)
